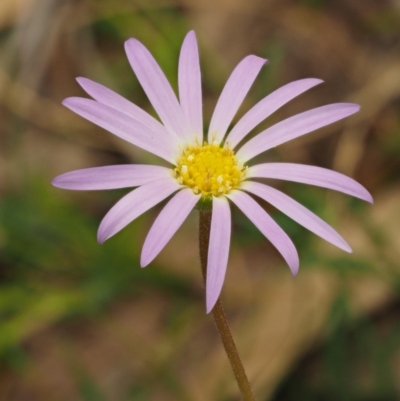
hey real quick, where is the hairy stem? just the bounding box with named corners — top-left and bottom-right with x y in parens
top-left (199, 210), bottom-right (255, 401)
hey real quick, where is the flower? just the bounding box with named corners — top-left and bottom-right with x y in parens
top-left (52, 31), bottom-right (373, 313)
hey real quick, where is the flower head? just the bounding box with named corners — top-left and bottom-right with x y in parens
top-left (52, 31), bottom-right (373, 313)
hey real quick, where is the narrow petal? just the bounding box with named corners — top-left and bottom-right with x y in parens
top-left (241, 181), bottom-right (351, 252)
top-left (124, 38), bottom-right (189, 141)
top-left (225, 78), bottom-right (323, 149)
top-left (141, 189), bottom-right (200, 267)
top-left (236, 103), bottom-right (360, 162)
top-left (206, 196), bottom-right (231, 313)
top-left (97, 177), bottom-right (181, 243)
top-left (52, 165), bottom-right (171, 191)
top-left (178, 31), bottom-right (203, 142)
top-left (227, 190), bottom-right (299, 275)
top-left (63, 97), bottom-right (177, 163)
top-left (247, 163), bottom-right (373, 203)
top-left (76, 77), bottom-right (179, 144)
top-left (208, 55), bottom-right (267, 144)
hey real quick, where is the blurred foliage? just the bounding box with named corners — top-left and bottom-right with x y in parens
top-left (0, 0), bottom-right (400, 400)
top-left (274, 302), bottom-right (400, 401)
top-left (0, 178), bottom-right (194, 360)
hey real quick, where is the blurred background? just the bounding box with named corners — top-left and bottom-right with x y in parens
top-left (1, 0), bottom-right (400, 400)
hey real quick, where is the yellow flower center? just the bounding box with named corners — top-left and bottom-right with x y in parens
top-left (174, 141), bottom-right (247, 198)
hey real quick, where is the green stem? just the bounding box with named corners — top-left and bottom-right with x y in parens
top-left (199, 211), bottom-right (255, 401)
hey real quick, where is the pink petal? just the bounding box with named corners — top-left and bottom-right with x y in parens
top-left (97, 177), bottom-right (181, 243)
top-left (241, 181), bottom-right (351, 252)
top-left (225, 78), bottom-right (323, 149)
top-left (63, 97), bottom-right (177, 163)
top-left (206, 196), bottom-right (231, 313)
top-left (52, 165), bottom-right (171, 191)
top-left (141, 188), bottom-right (200, 267)
top-left (227, 190), bottom-right (299, 275)
top-left (124, 38), bottom-right (189, 142)
top-left (247, 163), bottom-right (373, 203)
top-left (76, 77), bottom-right (179, 144)
top-left (236, 103), bottom-right (360, 162)
top-left (178, 31), bottom-right (203, 142)
top-left (208, 55), bottom-right (267, 144)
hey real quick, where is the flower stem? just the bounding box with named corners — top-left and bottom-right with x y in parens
top-left (199, 211), bottom-right (255, 401)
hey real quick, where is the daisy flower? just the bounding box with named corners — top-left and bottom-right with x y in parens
top-left (52, 31), bottom-right (372, 313)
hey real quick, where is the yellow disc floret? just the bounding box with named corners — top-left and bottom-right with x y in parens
top-left (174, 141), bottom-right (247, 198)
